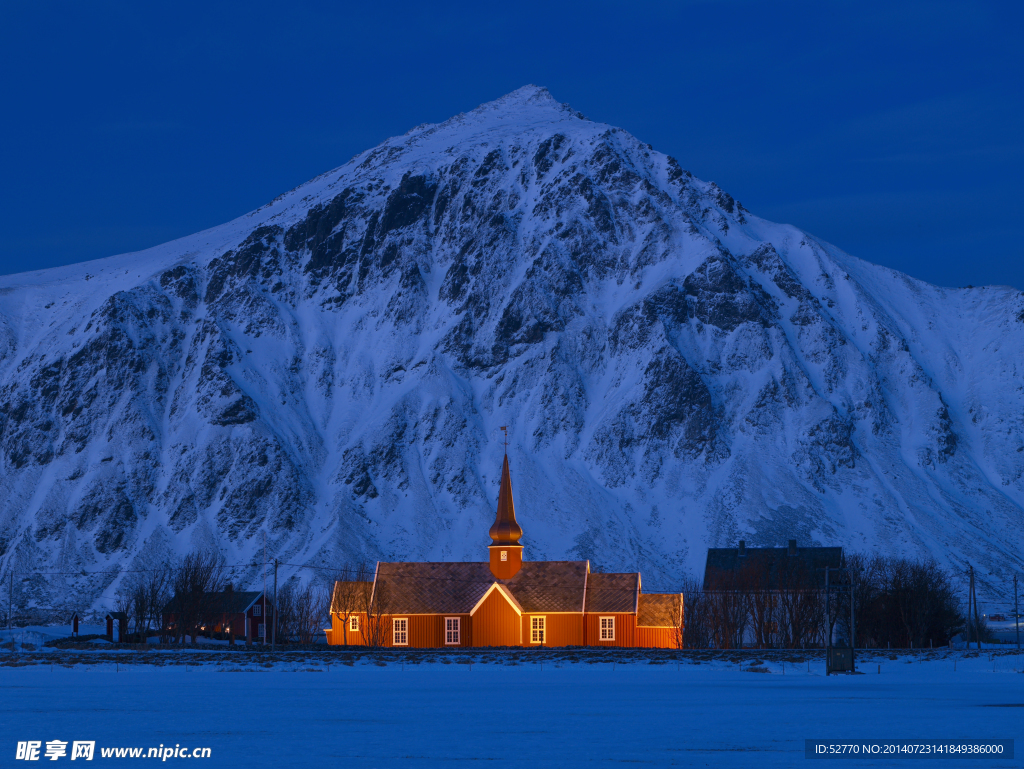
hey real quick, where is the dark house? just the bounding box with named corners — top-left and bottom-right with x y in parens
top-left (162, 586), bottom-right (274, 644)
top-left (704, 539), bottom-right (843, 591)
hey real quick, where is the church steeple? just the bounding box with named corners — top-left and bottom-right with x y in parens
top-left (488, 431), bottom-right (523, 579)
top-left (489, 454), bottom-right (523, 547)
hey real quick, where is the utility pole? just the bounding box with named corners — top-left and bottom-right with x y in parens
top-left (1015, 574), bottom-right (1020, 653)
top-left (272, 559), bottom-right (278, 652)
top-left (850, 567), bottom-right (856, 673)
top-left (262, 532), bottom-right (268, 648)
top-left (825, 567), bottom-right (830, 675)
top-left (967, 565), bottom-right (973, 649)
top-left (969, 565), bottom-right (981, 651)
top-left (968, 566), bottom-right (974, 649)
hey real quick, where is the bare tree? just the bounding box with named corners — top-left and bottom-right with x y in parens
top-left (708, 589), bottom-right (747, 649)
top-left (671, 593), bottom-right (685, 650)
top-left (745, 563), bottom-right (780, 649)
top-left (293, 583), bottom-right (312, 644)
top-left (291, 582), bottom-right (330, 645)
top-left (168, 551), bottom-right (225, 644)
top-left (114, 586), bottom-right (135, 644)
top-left (776, 562), bottom-right (822, 648)
top-left (128, 578), bottom-right (148, 643)
top-left (680, 575), bottom-right (712, 649)
top-left (144, 568), bottom-right (171, 644)
top-left (330, 564), bottom-right (361, 646)
top-left (703, 564), bottom-right (750, 649)
top-left (358, 562), bottom-right (392, 648)
top-left (851, 555), bottom-right (964, 648)
top-left (115, 569), bottom-right (169, 645)
top-left (275, 583), bottom-right (297, 644)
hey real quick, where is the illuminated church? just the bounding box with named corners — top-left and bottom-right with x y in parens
top-left (326, 454), bottom-right (682, 648)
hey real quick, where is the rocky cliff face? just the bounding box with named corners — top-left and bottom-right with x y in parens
top-left (1, 86), bottom-right (1022, 609)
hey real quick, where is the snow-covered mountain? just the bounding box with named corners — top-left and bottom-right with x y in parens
top-left (2, 86), bottom-right (1022, 611)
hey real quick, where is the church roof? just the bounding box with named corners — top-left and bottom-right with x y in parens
top-left (637, 593), bottom-right (682, 627)
top-left (375, 560), bottom-right (590, 615)
top-left (509, 561), bottom-right (588, 613)
top-left (584, 573), bottom-right (639, 613)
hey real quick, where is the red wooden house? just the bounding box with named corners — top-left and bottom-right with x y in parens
top-left (326, 454), bottom-right (683, 648)
top-left (162, 586), bottom-right (274, 644)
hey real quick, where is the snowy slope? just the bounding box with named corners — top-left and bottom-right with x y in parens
top-left (0, 86), bottom-right (1022, 611)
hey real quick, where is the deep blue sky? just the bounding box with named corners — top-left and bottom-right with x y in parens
top-left (1, 1), bottom-right (1021, 288)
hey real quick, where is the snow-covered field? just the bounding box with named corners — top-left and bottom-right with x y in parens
top-left (2, 652), bottom-right (1021, 767)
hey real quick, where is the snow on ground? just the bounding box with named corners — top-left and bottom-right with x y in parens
top-left (1, 651), bottom-right (1022, 767)
top-left (0, 625), bottom-right (107, 647)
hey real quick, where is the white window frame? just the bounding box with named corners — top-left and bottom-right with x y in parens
top-left (445, 617), bottom-right (461, 645)
top-left (253, 604), bottom-right (262, 616)
top-left (393, 618), bottom-right (408, 646)
top-left (600, 616), bottom-right (615, 641)
top-left (349, 615), bottom-right (360, 633)
top-left (530, 616), bottom-right (546, 644)
top-left (257, 622), bottom-right (265, 638)
top-left (500, 550), bottom-right (508, 561)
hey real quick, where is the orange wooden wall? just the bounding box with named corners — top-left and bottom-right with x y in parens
top-left (636, 626), bottom-right (678, 648)
top-left (471, 590), bottom-right (521, 646)
top-left (328, 612), bottom-right (367, 646)
top-left (326, 605), bottom-right (681, 649)
top-left (584, 613), bottom-right (637, 647)
top-left (383, 614), bottom-right (472, 648)
top-left (520, 614), bottom-right (583, 646)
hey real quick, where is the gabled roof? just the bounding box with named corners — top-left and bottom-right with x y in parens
top-left (584, 573), bottom-right (639, 613)
top-left (161, 590), bottom-right (266, 616)
top-left (638, 594), bottom-right (682, 627)
top-left (216, 591), bottom-right (267, 614)
top-left (330, 581), bottom-right (372, 613)
top-left (703, 545), bottom-right (843, 590)
top-left (106, 611), bottom-right (128, 621)
top-left (375, 560), bottom-right (590, 615)
top-left (470, 583), bottom-right (523, 616)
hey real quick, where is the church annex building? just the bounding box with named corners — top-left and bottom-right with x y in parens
top-left (326, 455), bottom-right (683, 648)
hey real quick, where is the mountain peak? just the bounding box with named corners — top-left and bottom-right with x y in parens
top-left (482, 85), bottom-right (587, 119)
top-left (477, 85), bottom-right (560, 110)
top-left (431, 85), bottom-right (587, 135)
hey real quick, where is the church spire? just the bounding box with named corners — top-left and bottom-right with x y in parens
top-left (489, 454), bottom-right (523, 547)
top-left (488, 432), bottom-right (524, 579)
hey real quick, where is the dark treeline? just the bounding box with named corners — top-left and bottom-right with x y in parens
top-left (116, 550), bottom-right (335, 645)
top-left (682, 554), bottom-right (966, 649)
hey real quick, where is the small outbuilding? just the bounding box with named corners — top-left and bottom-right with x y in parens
top-left (69, 611), bottom-right (81, 638)
top-left (105, 612), bottom-right (128, 643)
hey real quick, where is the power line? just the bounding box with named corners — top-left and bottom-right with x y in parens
top-left (3, 561), bottom-right (686, 612)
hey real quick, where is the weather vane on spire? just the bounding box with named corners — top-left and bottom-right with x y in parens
top-left (500, 425), bottom-right (508, 455)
